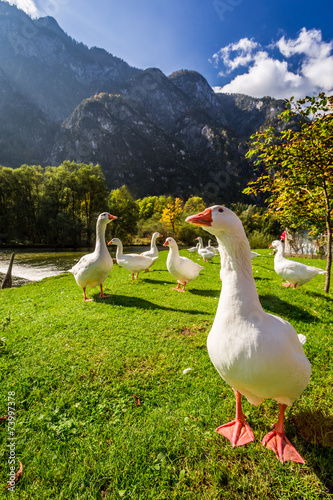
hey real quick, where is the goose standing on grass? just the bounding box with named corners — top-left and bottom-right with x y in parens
top-left (109, 238), bottom-right (153, 279)
top-left (163, 237), bottom-right (203, 291)
top-left (140, 232), bottom-right (163, 271)
top-left (270, 240), bottom-right (326, 288)
top-left (70, 212), bottom-right (117, 301)
top-left (187, 243), bottom-right (199, 253)
top-left (186, 206), bottom-right (311, 464)
top-left (196, 236), bottom-right (216, 262)
top-left (207, 239), bottom-right (219, 254)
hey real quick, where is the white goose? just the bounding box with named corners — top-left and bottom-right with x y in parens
top-left (196, 236), bottom-right (216, 262)
top-left (70, 212), bottom-right (117, 301)
top-left (207, 239), bottom-right (219, 254)
top-left (251, 251), bottom-right (261, 259)
top-left (163, 237), bottom-right (203, 291)
top-left (140, 232), bottom-right (163, 270)
top-left (109, 238), bottom-right (153, 279)
top-left (187, 243), bottom-right (199, 253)
top-left (186, 206), bottom-right (311, 464)
top-left (270, 240), bottom-right (326, 288)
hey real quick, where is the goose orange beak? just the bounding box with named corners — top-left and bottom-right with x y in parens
top-left (186, 208), bottom-right (212, 227)
top-left (163, 240), bottom-right (169, 246)
top-left (108, 214), bottom-right (117, 220)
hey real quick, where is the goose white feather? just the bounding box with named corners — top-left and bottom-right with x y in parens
top-left (270, 240), bottom-right (326, 287)
top-left (109, 238), bottom-right (153, 279)
top-left (70, 212), bottom-right (117, 301)
top-left (186, 205), bottom-right (311, 464)
top-left (163, 237), bottom-right (203, 291)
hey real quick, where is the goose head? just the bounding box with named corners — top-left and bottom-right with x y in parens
top-left (186, 205), bottom-right (244, 238)
top-left (98, 212), bottom-right (117, 224)
top-left (269, 240), bottom-right (283, 254)
top-left (163, 237), bottom-right (177, 249)
top-left (107, 237), bottom-right (121, 246)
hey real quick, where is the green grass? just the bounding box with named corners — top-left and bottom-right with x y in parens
top-left (0, 249), bottom-right (332, 499)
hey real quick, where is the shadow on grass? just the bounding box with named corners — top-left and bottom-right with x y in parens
top-left (293, 409), bottom-right (333, 493)
top-left (190, 289), bottom-right (220, 298)
top-left (304, 290), bottom-right (333, 302)
top-left (260, 294), bottom-right (318, 323)
top-left (97, 294), bottom-right (210, 315)
top-left (142, 278), bottom-right (175, 286)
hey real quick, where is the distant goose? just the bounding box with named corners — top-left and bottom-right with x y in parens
top-left (164, 237), bottom-right (203, 291)
top-left (270, 240), bottom-right (326, 288)
top-left (207, 239), bottom-right (219, 254)
top-left (196, 236), bottom-right (216, 262)
top-left (187, 243), bottom-right (199, 253)
top-left (70, 212), bottom-right (117, 301)
top-left (140, 232), bottom-right (163, 271)
top-left (109, 238), bottom-right (153, 279)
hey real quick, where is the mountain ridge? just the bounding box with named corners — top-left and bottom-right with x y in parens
top-left (0, 1), bottom-right (286, 202)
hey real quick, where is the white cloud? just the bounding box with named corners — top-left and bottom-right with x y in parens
top-left (213, 29), bottom-right (333, 99)
top-left (3, 0), bottom-right (39, 17)
top-left (212, 38), bottom-right (259, 72)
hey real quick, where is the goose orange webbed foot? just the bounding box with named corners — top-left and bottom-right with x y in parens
top-left (217, 418), bottom-right (255, 447)
top-left (262, 430), bottom-right (305, 464)
top-left (262, 403), bottom-right (305, 464)
top-left (216, 390), bottom-right (255, 447)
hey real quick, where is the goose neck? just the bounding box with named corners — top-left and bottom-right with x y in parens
top-left (95, 221), bottom-right (107, 253)
top-left (115, 240), bottom-right (124, 259)
top-left (217, 231), bottom-right (260, 310)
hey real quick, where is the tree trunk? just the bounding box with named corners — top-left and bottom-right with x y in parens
top-left (324, 216), bottom-right (332, 294)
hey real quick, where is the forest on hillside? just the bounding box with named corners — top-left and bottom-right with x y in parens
top-left (0, 162), bottom-right (281, 248)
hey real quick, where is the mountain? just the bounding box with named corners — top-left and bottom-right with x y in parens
top-left (0, 1), bottom-right (286, 202)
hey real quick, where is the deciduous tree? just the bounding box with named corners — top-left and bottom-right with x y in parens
top-left (245, 93), bottom-right (333, 293)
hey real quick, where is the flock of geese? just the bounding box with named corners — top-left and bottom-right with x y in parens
top-left (69, 207), bottom-right (327, 465)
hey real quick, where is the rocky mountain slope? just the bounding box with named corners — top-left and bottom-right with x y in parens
top-left (0, 1), bottom-right (286, 202)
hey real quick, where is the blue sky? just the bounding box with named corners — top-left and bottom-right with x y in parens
top-left (5, 0), bottom-right (333, 99)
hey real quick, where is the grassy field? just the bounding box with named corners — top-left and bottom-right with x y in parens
top-left (0, 248), bottom-right (332, 499)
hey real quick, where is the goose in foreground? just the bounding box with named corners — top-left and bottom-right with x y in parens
top-left (70, 212), bottom-right (117, 301)
top-left (270, 240), bottom-right (326, 288)
top-left (140, 232), bottom-right (163, 270)
top-left (109, 238), bottom-right (153, 279)
top-left (196, 236), bottom-right (216, 262)
top-left (163, 237), bottom-right (203, 291)
top-left (186, 206), bottom-right (311, 463)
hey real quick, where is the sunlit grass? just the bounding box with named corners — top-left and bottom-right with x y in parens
top-left (0, 249), bottom-right (332, 499)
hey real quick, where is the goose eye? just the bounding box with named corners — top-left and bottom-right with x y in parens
top-left (218, 208), bottom-right (224, 213)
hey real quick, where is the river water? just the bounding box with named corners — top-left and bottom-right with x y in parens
top-left (0, 247), bottom-right (149, 286)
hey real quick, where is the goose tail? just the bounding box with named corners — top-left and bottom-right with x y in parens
top-left (298, 334), bottom-right (306, 345)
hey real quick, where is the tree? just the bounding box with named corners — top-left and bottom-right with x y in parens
top-left (183, 196), bottom-right (206, 215)
top-left (245, 93), bottom-right (333, 293)
top-left (161, 198), bottom-right (183, 235)
top-left (107, 185), bottom-right (139, 244)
